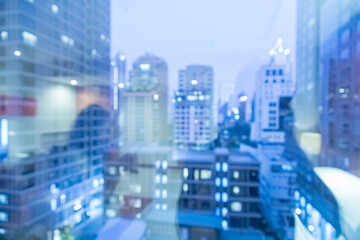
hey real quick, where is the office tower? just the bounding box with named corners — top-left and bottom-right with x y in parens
top-left (237, 92), bottom-right (248, 123)
top-left (217, 102), bottom-right (229, 127)
top-left (257, 144), bottom-right (296, 240)
top-left (104, 146), bottom-right (174, 219)
top-left (319, 0), bottom-right (360, 175)
top-left (174, 65), bottom-right (215, 150)
top-left (254, 39), bottom-right (294, 143)
top-left (120, 53), bottom-right (168, 145)
top-left (293, 1), bottom-right (360, 239)
top-left (100, 148), bottom-right (263, 240)
top-left (0, 0), bottom-right (111, 239)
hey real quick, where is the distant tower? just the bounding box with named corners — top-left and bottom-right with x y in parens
top-left (120, 53), bottom-right (168, 145)
top-left (237, 92), bottom-right (248, 123)
top-left (254, 39), bottom-right (294, 143)
top-left (173, 65), bottom-right (215, 150)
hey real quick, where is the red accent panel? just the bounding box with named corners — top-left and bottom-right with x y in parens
top-left (0, 95), bottom-right (37, 116)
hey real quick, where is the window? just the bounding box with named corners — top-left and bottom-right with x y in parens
top-left (0, 194), bottom-right (8, 205)
top-left (231, 202), bottom-right (242, 212)
top-left (200, 169), bottom-right (212, 180)
top-left (0, 212), bottom-right (8, 222)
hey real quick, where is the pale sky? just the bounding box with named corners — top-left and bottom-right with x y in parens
top-left (111, 0), bottom-right (296, 104)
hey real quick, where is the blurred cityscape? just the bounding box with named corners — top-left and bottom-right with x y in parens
top-left (0, 0), bottom-right (359, 240)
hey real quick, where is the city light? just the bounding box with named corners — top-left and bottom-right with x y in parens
top-left (51, 4), bottom-right (59, 14)
top-left (73, 200), bottom-right (82, 211)
top-left (118, 83), bottom-right (125, 88)
top-left (70, 80), bottom-right (78, 86)
top-left (238, 95), bottom-right (248, 102)
top-left (140, 63), bottom-right (150, 70)
top-left (308, 225), bottom-right (315, 232)
top-left (191, 80), bottom-right (198, 85)
top-left (295, 208), bottom-right (302, 215)
top-left (221, 220), bottom-right (228, 230)
top-left (119, 55), bottom-right (126, 61)
top-left (14, 50), bottom-right (22, 57)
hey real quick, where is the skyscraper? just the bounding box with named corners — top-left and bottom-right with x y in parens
top-left (120, 53), bottom-right (168, 145)
top-left (254, 39), bottom-right (294, 143)
top-left (174, 65), bottom-right (215, 150)
top-left (319, 0), bottom-right (360, 175)
top-left (0, 0), bottom-right (112, 239)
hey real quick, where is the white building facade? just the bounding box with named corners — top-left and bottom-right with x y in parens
top-left (254, 39), bottom-right (294, 143)
top-left (120, 54), bottom-right (168, 145)
top-left (174, 65), bottom-right (215, 150)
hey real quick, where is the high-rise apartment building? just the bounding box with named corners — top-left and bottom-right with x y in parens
top-left (254, 39), bottom-right (294, 143)
top-left (120, 53), bottom-right (168, 145)
top-left (0, 0), bottom-right (112, 239)
top-left (174, 65), bottom-right (215, 150)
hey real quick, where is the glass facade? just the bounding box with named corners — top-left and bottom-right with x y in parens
top-left (0, 0), bottom-right (358, 240)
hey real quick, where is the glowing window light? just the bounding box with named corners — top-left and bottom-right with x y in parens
top-left (295, 208), bottom-right (302, 215)
top-left (183, 168), bottom-right (189, 179)
top-left (155, 189), bottom-right (160, 198)
top-left (119, 55), bottom-right (126, 61)
top-left (215, 162), bottom-right (221, 172)
top-left (93, 179), bottom-right (99, 188)
top-left (215, 177), bottom-right (220, 187)
top-left (222, 162), bottom-right (228, 172)
top-left (222, 192), bottom-right (228, 202)
top-left (162, 189), bottom-right (167, 198)
top-left (222, 178), bottom-right (228, 187)
top-left (162, 175), bottom-right (168, 184)
top-left (1, 119), bottom-right (8, 147)
top-left (222, 207), bottom-right (228, 217)
top-left (155, 174), bottom-right (161, 184)
top-left (221, 220), bottom-right (228, 230)
top-left (51, 199), bottom-right (57, 211)
top-left (231, 202), bottom-right (242, 212)
top-left (118, 83), bottom-right (125, 88)
top-left (153, 94), bottom-right (159, 101)
top-left (215, 192), bottom-right (220, 202)
top-left (70, 80), bottom-right (78, 86)
top-left (162, 204), bottom-right (167, 211)
top-left (162, 161), bottom-right (168, 170)
top-left (0, 31), bottom-right (8, 41)
top-left (140, 64), bottom-right (150, 70)
top-left (73, 200), bottom-right (82, 211)
top-left (238, 95), bottom-right (248, 102)
top-left (183, 183), bottom-right (188, 192)
top-left (233, 186), bottom-right (240, 194)
top-left (155, 160), bottom-right (161, 169)
top-left (191, 80), bottom-right (198, 85)
top-left (14, 50), bottom-right (22, 57)
top-left (51, 4), bottom-right (59, 14)
top-left (308, 225), bottom-right (315, 232)
top-left (22, 31), bottom-right (37, 46)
